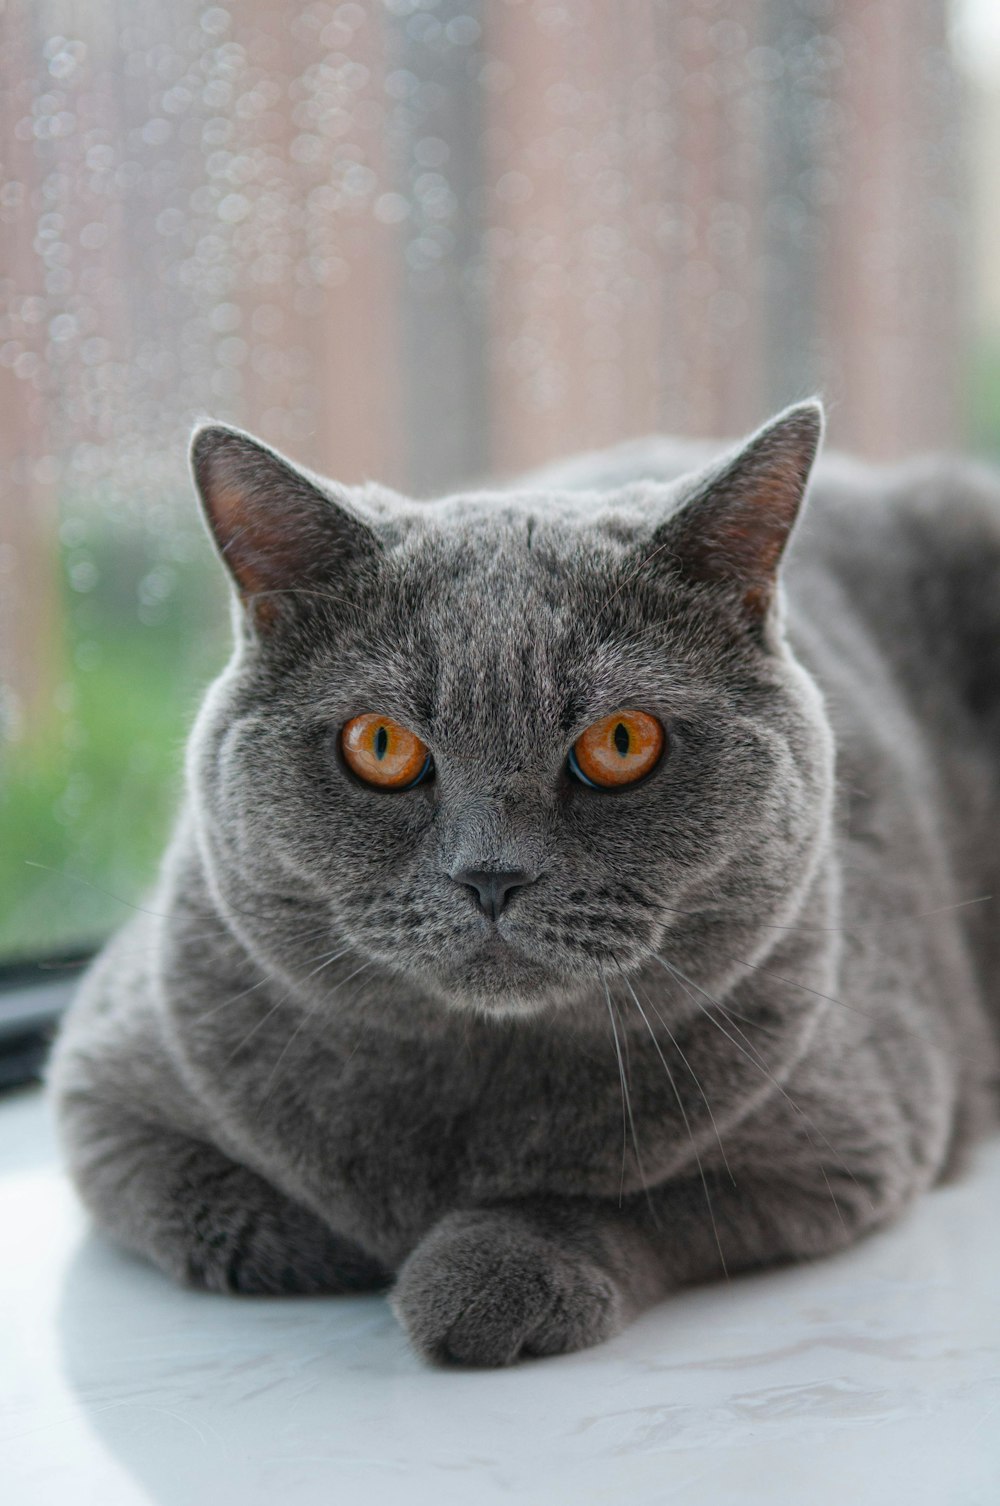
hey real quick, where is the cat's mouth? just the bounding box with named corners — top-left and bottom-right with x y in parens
top-left (424, 927), bottom-right (604, 1014)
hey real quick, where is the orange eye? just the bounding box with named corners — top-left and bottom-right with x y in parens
top-left (569, 710), bottom-right (665, 789)
top-left (341, 714), bottom-right (432, 789)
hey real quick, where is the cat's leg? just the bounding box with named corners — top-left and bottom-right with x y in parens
top-left (58, 1102), bottom-right (389, 1295)
top-left (392, 1163), bottom-right (908, 1365)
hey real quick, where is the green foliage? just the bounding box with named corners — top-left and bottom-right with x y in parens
top-left (0, 523), bottom-right (227, 962)
top-left (965, 334), bottom-right (1000, 462)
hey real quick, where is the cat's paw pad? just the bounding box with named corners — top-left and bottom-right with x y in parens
top-left (391, 1211), bottom-right (623, 1366)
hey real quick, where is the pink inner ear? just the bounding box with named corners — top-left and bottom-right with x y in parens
top-left (208, 478), bottom-right (294, 626)
top-left (708, 458), bottom-right (807, 618)
top-left (193, 425), bottom-right (380, 634)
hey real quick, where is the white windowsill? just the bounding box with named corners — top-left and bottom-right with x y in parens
top-left (2, 1086), bottom-right (998, 1505)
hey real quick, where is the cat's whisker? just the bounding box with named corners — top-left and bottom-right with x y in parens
top-left (600, 970), bottom-right (630, 1206)
top-left (702, 997), bottom-right (782, 1033)
top-left (223, 945), bottom-right (362, 1064)
top-left (610, 989), bottom-right (632, 1087)
top-left (910, 893), bottom-right (994, 920)
top-left (193, 940), bottom-right (355, 1025)
top-left (698, 946), bottom-right (876, 1022)
top-left (647, 893), bottom-right (865, 947)
top-left (617, 965), bottom-right (726, 1275)
top-left (711, 1010), bottom-right (851, 1235)
top-left (165, 917), bottom-right (337, 952)
top-left (631, 973), bottom-right (736, 1191)
top-left (600, 969), bottom-right (657, 1221)
top-left (654, 953), bottom-right (862, 1228)
top-left (223, 988), bottom-right (296, 1065)
top-left (650, 888), bottom-right (994, 948)
top-left (260, 958), bottom-right (376, 1100)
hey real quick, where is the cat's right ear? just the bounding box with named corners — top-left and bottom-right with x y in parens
top-left (648, 400), bottom-right (823, 629)
top-left (190, 424), bottom-right (380, 631)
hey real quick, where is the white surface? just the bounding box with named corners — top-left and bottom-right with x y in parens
top-left (1, 1087), bottom-right (998, 1506)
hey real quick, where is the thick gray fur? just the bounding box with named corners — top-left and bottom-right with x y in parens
top-left (48, 403), bottom-right (1000, 1365)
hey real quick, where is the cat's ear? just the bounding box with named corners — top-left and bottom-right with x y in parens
top-left (655, 399), bottom-right (824, 625)
top-left (190, 423), bottom-right (380, 631)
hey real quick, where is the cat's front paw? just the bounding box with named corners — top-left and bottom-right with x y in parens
top-left (391, 1209), bottom-right (624, 1366)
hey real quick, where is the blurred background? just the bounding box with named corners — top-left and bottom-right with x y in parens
top-left (1, 0), bottom-right (997, 962)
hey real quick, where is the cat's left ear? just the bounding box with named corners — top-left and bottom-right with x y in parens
top-left (655, 399), bottom-right (824, 625)
top-left (190, 423), bottom-right (381, 632)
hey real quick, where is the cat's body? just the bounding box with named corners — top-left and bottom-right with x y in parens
top-left (49, 409), bottom-right (1000, 1364)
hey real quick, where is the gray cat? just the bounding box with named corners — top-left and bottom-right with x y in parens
top-left (48, 401), bottom-right (1000, 1365)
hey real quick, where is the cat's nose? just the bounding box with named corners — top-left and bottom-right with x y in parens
top-left (450, 867), bottom-right (537, 922)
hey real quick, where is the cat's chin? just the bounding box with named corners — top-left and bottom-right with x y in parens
top-left (421, 936), bottom-right (588, 1018)
top-left (441, 985), bottom-right (579, 1020)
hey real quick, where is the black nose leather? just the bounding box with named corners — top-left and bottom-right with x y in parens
top-left (452, 868), bottom-right (536, 922)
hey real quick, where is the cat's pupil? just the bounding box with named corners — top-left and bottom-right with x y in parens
top-left (374, 726), bottom-right (389, 760)
top-left (613, 722), bottom-right (630, 757)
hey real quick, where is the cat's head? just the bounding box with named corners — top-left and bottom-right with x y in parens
top-left (187, 403), bottom-right (833, 1017)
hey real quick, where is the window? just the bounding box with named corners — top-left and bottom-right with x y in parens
top-left (1, 0), bottom-right (995, 969)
